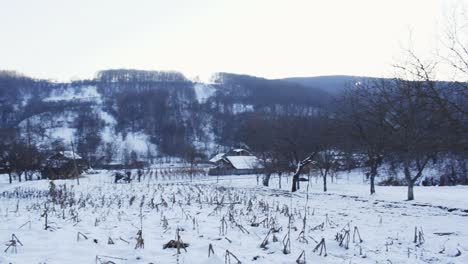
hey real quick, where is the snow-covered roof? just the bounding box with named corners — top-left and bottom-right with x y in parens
top-left (232, 149), bottom-right (248, 153)
top-left (209, 153), bottom-right (225, 163)
top-left (62, 151), bottom-right (82, 159)
top-left (225, 156), bottom-right (260, 170)
top-left (49, 151), bottom-right (82, 160)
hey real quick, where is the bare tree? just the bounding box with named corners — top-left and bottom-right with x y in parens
top-left (183, 145), bottom-right (203, 182)
top-left (313, 150), bottom-right (340, 192)
top-left (340, 79), bottom-right (389, 194)
top-left (291, 153), bottom-right (316, 192)
top-left (241, 114), bottom-right (285, 187)
top-left (6, 140), bottom-right (42, 183)
top-left (379, 76), bottom-right (443, 200)
top-left (103, 141), bottom-right (117, 165)
top-left (241, 113), bottom-right (322, 191)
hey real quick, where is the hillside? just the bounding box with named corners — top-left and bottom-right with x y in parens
top-left (0, 70), bottom-right (335, 163)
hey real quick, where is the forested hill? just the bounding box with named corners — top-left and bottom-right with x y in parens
top-left (0, 69), bottom-right (335, 162)
top-left (281, 75), bottom-right (367, 94)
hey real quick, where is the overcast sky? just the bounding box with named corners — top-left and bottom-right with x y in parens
top-left (0, 0), bottom-right (465, 81)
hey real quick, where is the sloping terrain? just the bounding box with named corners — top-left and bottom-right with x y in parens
top-left (0, 70), bottom-right (333, 161)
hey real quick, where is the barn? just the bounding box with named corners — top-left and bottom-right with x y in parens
top-left (42, 151), bottom-right (87, 179)
top-left (208, 149), bottom-right (262, 175)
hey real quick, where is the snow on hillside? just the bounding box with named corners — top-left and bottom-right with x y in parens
top-left (47, 127), bottom-right (76, 143)
top-left (121, 132), bottom-right (153, 153)
top-left (216, 103), bottom-right (254, 114)
top-left (97, 107), bottom-right (158, 161)
top-left (18, 111), bottom-right (78, 145)
top-left (232, 103), bottom-right (254, 114)
top-left (193, 83), bottom-right (216, 103)
top-left (19, 81), bottom-right (159, 161)
top-left (192, 115), bottom-right (218, 156)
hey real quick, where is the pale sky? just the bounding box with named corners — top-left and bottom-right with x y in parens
top-left (0, 0), bottom-right (466, 81)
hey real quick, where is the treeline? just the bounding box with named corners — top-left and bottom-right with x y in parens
top-left (204, 73), bottom-right (331, 147)
top-left (97, 69), bottom-right (189, 83)
top-left (210, 72), bottom-right (330, 111)
top-left (96, 69), bottom-right (192, 96)
top-left (0, 71), bottom-right (54, 128)
top-left (0, 127), bottom-right (48, 183)
top-left (236, 50), bottom-right (467, 200)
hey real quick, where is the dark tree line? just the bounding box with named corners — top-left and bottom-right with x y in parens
top-left (75, 107), bottom-right (105, 162)
top-left (236, 73), bottom-right (466, 199)
top-left (106, 73), bottom-right (202, 157)
top-left (338, 74), bottom-right (466, 200)
top-left (0, 128), bottom-right (44, 183)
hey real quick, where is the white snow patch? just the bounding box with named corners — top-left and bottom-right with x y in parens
top-left (193, 83), bottom-right (215, 103)
top-left (95, 107), bottom-right (159, 161)
top-left (47, 127), bottom-right (75, 143)
top-left (232, 103), bottom-right (254, 114)
top-left (99, 110), bottom-right (117, 125)
top-left (122, 132), bottom-right (149, 153)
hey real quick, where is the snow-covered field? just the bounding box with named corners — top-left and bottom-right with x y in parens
top-left (0, 170), bottom-right (467, 263)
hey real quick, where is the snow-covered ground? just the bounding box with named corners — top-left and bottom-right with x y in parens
top-left (0, 170), bottom-right (467, 263)
top-left (97, 107), bottom-right (159, 160)
top-left (193, 83), bottom-right (216, 103)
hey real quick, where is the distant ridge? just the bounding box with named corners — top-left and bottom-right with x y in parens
top-left (280, 75), bottom-right (372, 95)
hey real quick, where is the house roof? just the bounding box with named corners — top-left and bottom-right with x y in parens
top-left (209, 153), bottom-right (225, 163)
top-left (224, 156), bottom-right (260, 170)
top-left (49, 151), bottom-right (82, 160)
top-left (61, 151), bottom-right (82, 159)
top-left (232, 148), bottom-right (248, 153)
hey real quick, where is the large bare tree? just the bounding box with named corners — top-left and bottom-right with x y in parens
top-left (339, 79), bottom-right (390, 194)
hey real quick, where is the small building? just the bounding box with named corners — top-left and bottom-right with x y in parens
top-left (208, 149), bottom-right (262, 175)
top-left (42, 151), bottom-right (87, 179)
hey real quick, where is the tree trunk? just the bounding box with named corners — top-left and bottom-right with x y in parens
top-left (278, 172), bottom-right (282, 189)
top-left (323, 174), bottom-right (327, 192)
top-left (407, 181), bottom-right (415, 201)
top-left (370, 175), bottom-right (375, 194)
top-left (403, 161), bottom-right (414, 200)
top-left (18, 172), bottom-right (22, 182)
top-left (291, 153), bottom-right (316, 192)
top-left (262, 173), bottom-right (271, 187)
top-left (370, 164), bottom-right (377, 195)
top-left (8, 172), bottom-right (12, 184)
top-left (190, 162), bottom-right (194, 182)
top-left (292, 173), bottom-right (299, 192)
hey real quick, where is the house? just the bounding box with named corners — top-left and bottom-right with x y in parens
top-left (42, 151), bottom-right (87, 179)
top-left (208, 149), bottom-right (262, 175)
